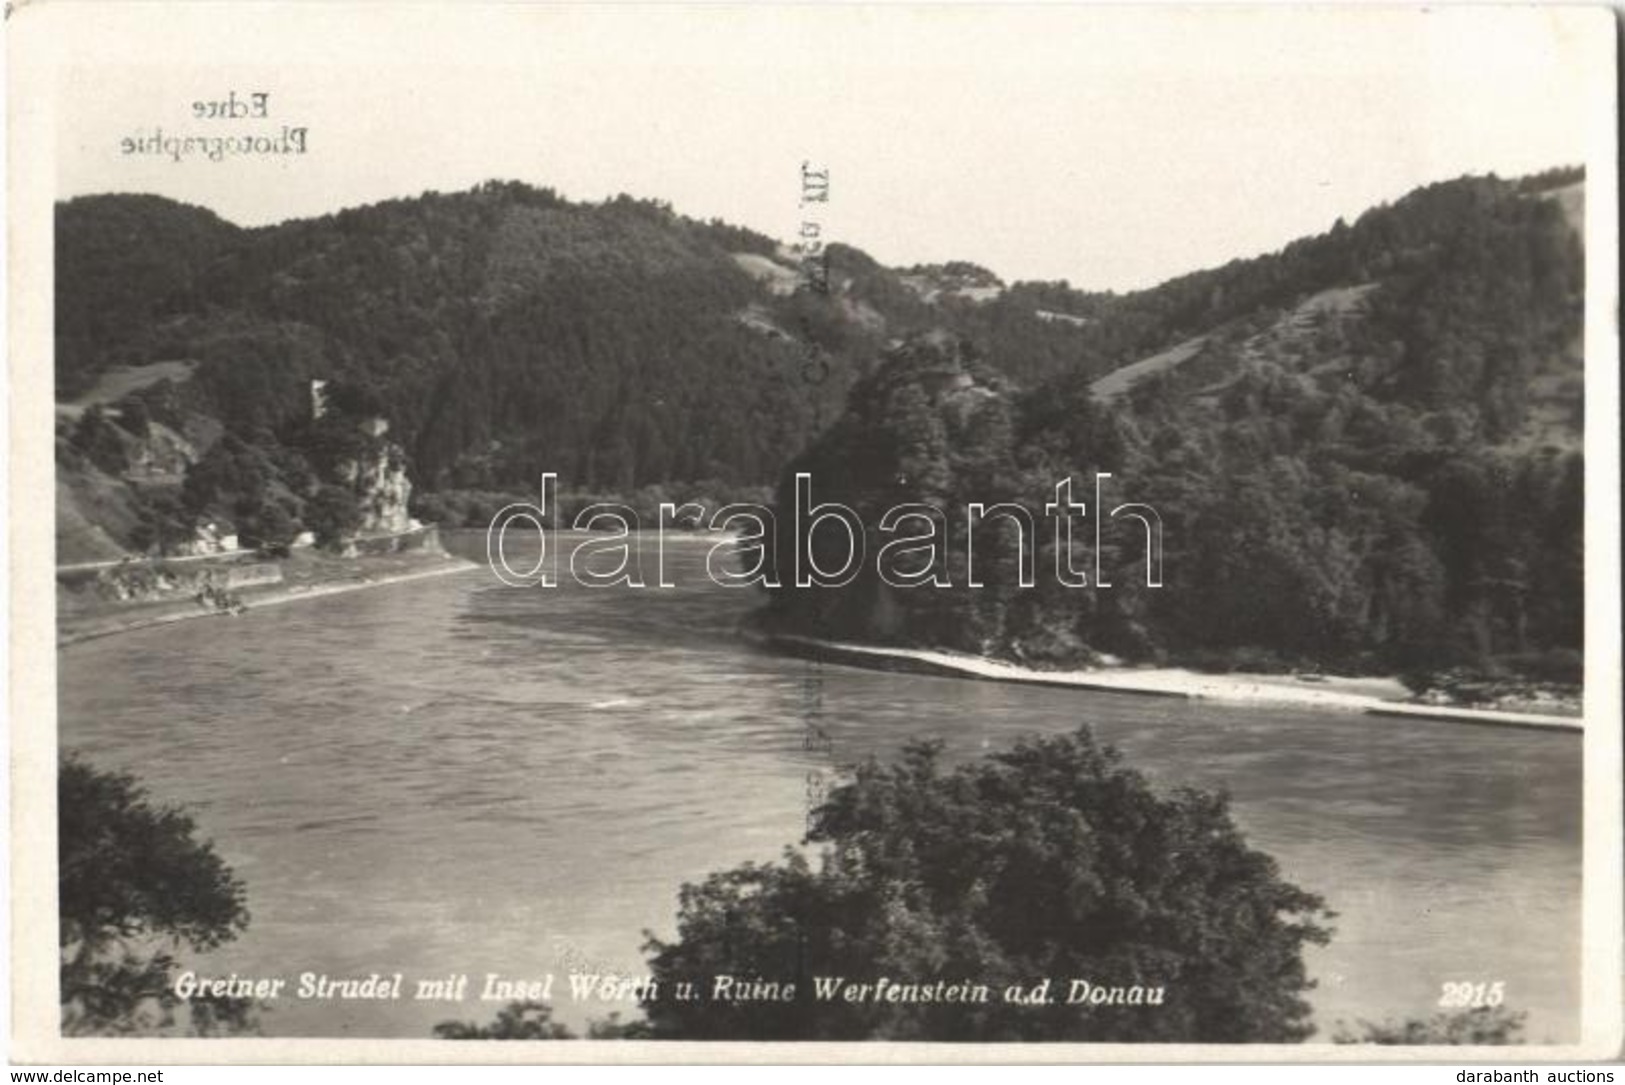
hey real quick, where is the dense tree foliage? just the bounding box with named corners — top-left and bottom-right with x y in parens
top-left (764, 173), bottom-right (1585, 683)
top-left (54, 181), bottom-right (1112, 555)
top-left (66, 406), bottom-right (131, 476)
top-left (638, 726), bottom-right (1332, 1041)
top-left (433, 1001), bottom-right (574, 1040)
top-left (58, 171), bottom-right (1586, 681)
top-left (56, 184), bottom-right (897, 495)
top-left (431, 1004), bottom-right (657, 1040)
top-left (59, 757), bottom-right (256, 1035)
top-left (55, 196), bottom-right (238, 399)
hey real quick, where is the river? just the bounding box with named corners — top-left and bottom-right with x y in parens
top-left (56, 533), bottom-right (1582, 1042)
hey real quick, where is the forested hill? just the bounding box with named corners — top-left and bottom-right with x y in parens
top-left (59, 179), bottom-right (1169, 486)
top-left (56, 166), bottom-right (1585, 674)
top-left (763, 169), bottom-right (1586, 685)
top-left (60, 184), bottom-right (842, 491)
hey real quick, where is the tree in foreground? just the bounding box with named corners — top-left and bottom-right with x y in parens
top-left (639, 725), bottom-right (1334, 1041)
top-left (431, 1004), bottom-right (657, 1040)
top-left (1334, 1007), bottom-right (1526, 1045)
top-left (434, 1001), bottom-right (573, 1040)
top-left (59, 756), bottom-right (256, 1035)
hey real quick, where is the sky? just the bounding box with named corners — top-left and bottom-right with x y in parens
top-left (41, 3), bottom-right (1610, 292)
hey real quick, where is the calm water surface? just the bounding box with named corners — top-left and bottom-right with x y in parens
top-left (58, 535), bottom-right (1581, 1041)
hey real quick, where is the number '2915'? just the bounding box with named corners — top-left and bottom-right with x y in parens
top-left (1439, 981), bottom-right (1505, 1008)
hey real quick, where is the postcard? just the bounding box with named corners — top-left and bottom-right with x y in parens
top-left (7, 1), bottom-right (1621, 1064)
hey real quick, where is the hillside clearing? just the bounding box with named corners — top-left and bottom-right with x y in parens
top-left (1090, 335), bottom-right (1209, 402)
top-left (1091, 283), bottom-right (1378, 403)
top-left (57, 360), bottom-right (197, 420)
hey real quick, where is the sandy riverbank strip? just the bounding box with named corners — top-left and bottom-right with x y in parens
top-left (58, 558), bottom-right (481, 646)
top-left (763, 633), bottom-right (1582, 733)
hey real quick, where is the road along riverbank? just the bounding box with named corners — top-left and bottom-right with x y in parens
top-left (57, 531), bottom-right (479, 646)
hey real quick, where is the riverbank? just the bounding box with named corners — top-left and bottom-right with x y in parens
top-left (762, 633), bottom-right (1583, 733)
top-left (57, 547), bottom-right (480, 646)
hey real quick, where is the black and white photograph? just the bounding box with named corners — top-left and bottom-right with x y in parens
top-left (6, 1), bottom-right (1621, 1065)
